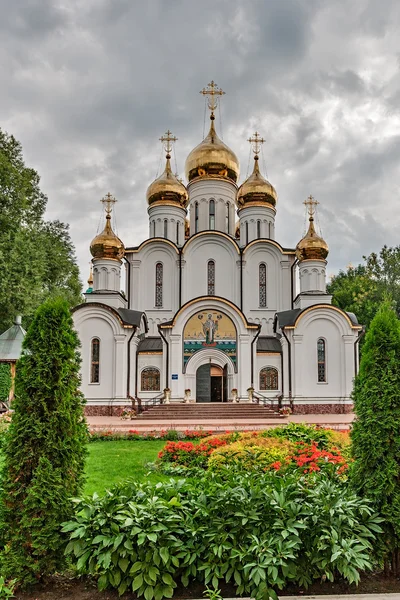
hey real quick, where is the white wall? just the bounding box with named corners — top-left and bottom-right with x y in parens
top-left (182, 233), bottom-right (240, 304)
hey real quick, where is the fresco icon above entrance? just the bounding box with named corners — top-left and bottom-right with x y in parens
top-left (183, 310), bottom-right (237, 369)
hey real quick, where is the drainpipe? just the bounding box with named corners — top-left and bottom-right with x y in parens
top-left (124, 257), bottom-right (131, 307)
top-left (280, 349), bottom-right (284, 401)
top-left (281, 326), bottom-right (293, 410)
top-left (126, 328), bottom-right (136, 401)
top-left (250, 324), bottom-right (262, 387)
top-left (240, 249), bottom-right (244, 312)
top-left (158, 325), bottom-right (169, 389)
top-left (291, 258), bottom-right (298, 309)
top-left (178, 248), bottom-right (182, 309)
top-left (354, 326), bottom-right (365, 376)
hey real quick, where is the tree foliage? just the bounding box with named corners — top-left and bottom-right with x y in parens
top-left (0, 298), bottom-right (88, 585)
top-left (0, 363), bottom-right (11, 404)
top-left (0, 129), bottom-right (82, 333)
top-left (351, 301), bottom-right (400, 568)
top-left (328, 246), bottom-right (400, 331)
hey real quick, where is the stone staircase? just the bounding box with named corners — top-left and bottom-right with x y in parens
top-left (137, 402), bottom-right (281, 420)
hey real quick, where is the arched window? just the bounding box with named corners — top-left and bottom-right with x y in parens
top-left (317, 338), bottom-right (326, 382)
top-left (207, 260), bottom-right (215, 295)
top-left (176, 221), bottom-right (180, 245)
top-left (90, 338), bottom-right (100, 383)
top-left (163, 219), bottom-right (168, 239)
top-left (195, 202), bottom-right (199, 234)
top-left (259, 263), bottom-right (267, 307)
top-left (209, 199), bottom-right (215, 230)
top-left (155, 262), bottom-right (163, 307)
top-left (153, 221), bottom-right (156, 237)
top-left (257, 220), bottom-right (261, 239)
top-left (245, 221), bottom-right (249, 245)
top-left (226, 202), bottom-right (230, 233)
top-left (260, 367), bottom-right (278, 390)
top-left (141, 367), bottom-right (160, 391)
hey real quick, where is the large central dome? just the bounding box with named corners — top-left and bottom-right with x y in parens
top-left (185, 117), bottom-right (240, 184)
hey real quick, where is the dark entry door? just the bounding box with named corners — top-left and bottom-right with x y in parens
top-left (211, 376), bottom-right (222, 402)
top-left (223, 364), bottom-right (228, 403)
top-left (196, 364), bottom-right (211, 403)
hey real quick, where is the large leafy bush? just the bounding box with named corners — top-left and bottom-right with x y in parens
top-left (208, 437), bottom-right (294, 472)
top-left (63, 472), bottom-right (382, 599)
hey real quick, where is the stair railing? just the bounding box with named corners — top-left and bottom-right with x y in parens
top-left (137, 392), bottom-right (165, 414)
top-left (252, 391), bottom-right (281, 411)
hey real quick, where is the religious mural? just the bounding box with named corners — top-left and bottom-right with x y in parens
top-left (183, 310), bottom-right (237, 369)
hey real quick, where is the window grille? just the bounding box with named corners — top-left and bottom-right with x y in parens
top-left (260, 367), bottom-right (278, 390)
top-left (155, 262), bottom-right (163, 307)
top-left (259, 263), bottom-right (267, 307)
top-left (91, 338), bottom-right (100, 383)
top-left (141, 367), bottom-right (160, 391)
top-left (317, 338), bottom-right (326, 382)
top-left (208, 260), bottom-right (215, 295)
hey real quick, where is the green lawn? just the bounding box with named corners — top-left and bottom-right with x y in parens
top-left (84, 440), bottom-right (168, 495)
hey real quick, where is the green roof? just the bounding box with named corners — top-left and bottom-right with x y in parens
top-left (0, 316), bottom-right (26, 362)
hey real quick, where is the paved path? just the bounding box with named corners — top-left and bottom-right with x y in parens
top-left (87, 412), bottom-right (354, 432)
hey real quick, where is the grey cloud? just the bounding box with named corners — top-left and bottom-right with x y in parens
top-left (0, 0), bottom-right (399, 284)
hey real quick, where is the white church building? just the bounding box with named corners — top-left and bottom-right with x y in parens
top-left (73, 82), bottom-right (363, 415)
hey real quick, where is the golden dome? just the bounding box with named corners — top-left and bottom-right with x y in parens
top-left (237, 156), bottom-right (277, 209)
top-left (296, 216), bottom-right (329, 261)
top-left (185, 117), bottom-right (240, 183)
top-left (147, 155), bottom-right (188, 207)
top-left (90, 212), bottom-right (125, 261)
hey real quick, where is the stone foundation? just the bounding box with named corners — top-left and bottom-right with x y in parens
top-left (292, 403), bottom-right (353, 415)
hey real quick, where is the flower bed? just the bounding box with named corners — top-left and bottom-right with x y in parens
top-left (157, 423), bottom-right (351, 476)
top-left (88, 429), bottom-right (213, 442)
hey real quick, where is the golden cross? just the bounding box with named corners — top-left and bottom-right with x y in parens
top-left (101, 192), bottom-right (117, 215)
top-left (303, 194), bottom-right (319, 218)
top-left (159, 130), bottom-right (178, 156)
top-left (200, 80), bottom-right (225, 115)
top-left (247, 132), bottom-right (265, 156)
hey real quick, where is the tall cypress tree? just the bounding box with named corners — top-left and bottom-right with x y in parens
top-left (0, 298), bottom-right (88, 585)
top-left (351, 300), bottom-right (400, 571)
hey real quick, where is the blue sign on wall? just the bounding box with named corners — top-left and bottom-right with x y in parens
top-left (171, 374), bottom-right (178, 380)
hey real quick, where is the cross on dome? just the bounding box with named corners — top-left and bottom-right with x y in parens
top-left (247, 132), bottom-right (265, 157)
top-left (200, 80), bottom-right (225, 117)
top-left (101, 192), bottom-right (117, 216)
top-left (159, 130), bottom-right (178, 157)
top-left (304, 194), bottom-right (319, 219)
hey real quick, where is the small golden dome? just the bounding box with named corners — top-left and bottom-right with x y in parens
top-left (147, 155), bottom-right (188, 207)
top-left (237, 156), bottom-right (277, 209)
top-left (185, 117), bottom-right (240, 183)
top-left (296, 216), bottom-right (329, 261)
top-left (90, 213), bottom-right (125, 261)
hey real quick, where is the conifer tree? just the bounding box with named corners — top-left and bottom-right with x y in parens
top-left (351, 300), bottom-right (400, 571)
top-left (0, 298), bottom-right (88, 585)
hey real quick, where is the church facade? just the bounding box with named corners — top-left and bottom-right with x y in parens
top-left (73, 82), bottom-right (363, 415)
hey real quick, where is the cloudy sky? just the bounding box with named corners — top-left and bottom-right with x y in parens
top-left (1, 0), bottom-right (400, 284)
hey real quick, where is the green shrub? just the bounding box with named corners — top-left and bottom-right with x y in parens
top-left (0, 363), bottom-right (11, 404)
top-left (351, 300), bottom-right (400, 569)
top-left (262, 422), bottom-right (332, 449)
top-left (208, 437), bottom-right (294, 473)
top-left (63, 472), bottom-right (382, 600)
top-left (0, 298), bottom-right (88, 586)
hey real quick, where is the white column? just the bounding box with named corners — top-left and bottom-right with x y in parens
top-left (114, 334), bottom-right (126, 399)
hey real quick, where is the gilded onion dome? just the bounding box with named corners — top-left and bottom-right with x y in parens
top-left (296, 212), bottom-right (329, 261)
top-left (237, 155), bottom-right (277, 209)
top-left (90, 194), bottom-right (125, 261)
top-left (146, 155), bottom-right (188, 207)
top-left (147, 130), bottom-right (188, 207)
top-left (185, 116), bottom-right (240, 183)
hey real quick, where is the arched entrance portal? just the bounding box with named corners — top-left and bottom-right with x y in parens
top-left (196, 363), bottom-right (228, 403)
